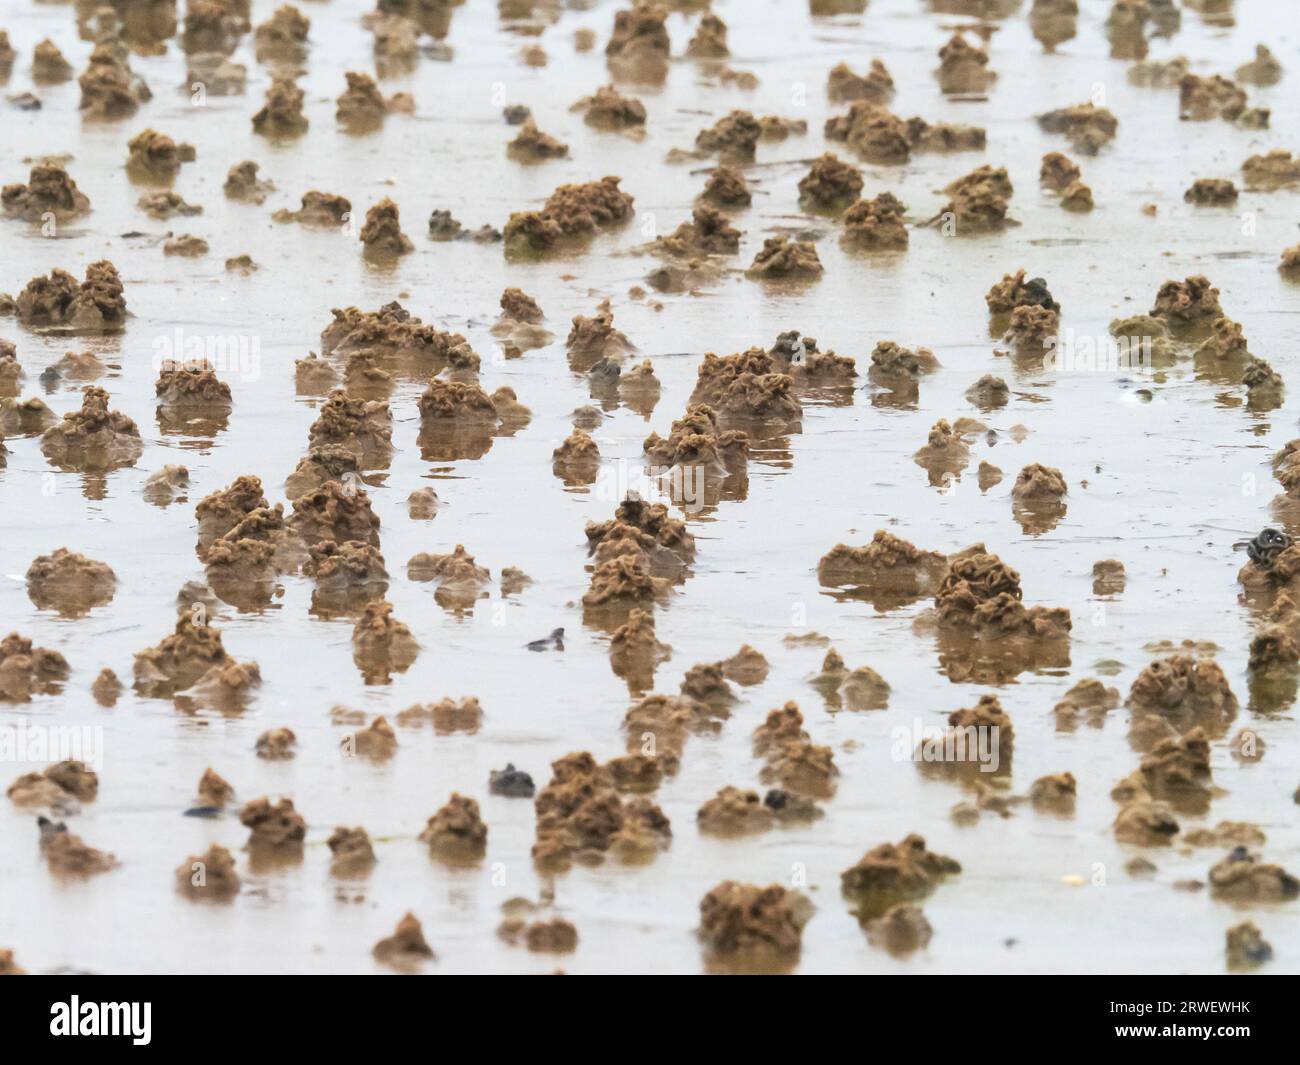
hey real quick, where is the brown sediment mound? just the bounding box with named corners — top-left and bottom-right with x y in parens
top-left (681, 662), bottom-right (737, 708)
top-left (92, 668), bottom-right (123, 707)
top-left (865, 904), bottom-right (932, 954)
top-left (695, 110), bottom-right (762, 160)
top-left (1242, 150), bottom-right (1300, 191)
top-left (42, 825), bottom-right (117, 877)
top-left (1059, 180), bottom-right (1093, 211)
top-left (1040, 151), bottom-right (1080, 191)
top-left (1114, 799), bottom-right (1180, 845)
top-left (327, 827), bottom-right (376, 876)
top-left (934, 546), bottom-right (1072, 639)
top-left (498, 287), bottom-right (543, 324)
top-left (759, 115), bottom-right (808, 141)
top-left (583, 553), bottom-right (670, 614)
top-left (1029, 772), bottom-right (1077, 812)
top-left (1012, 463), bottom-right (1067, 502)
top-left (343, 715), bottom-right (398, 759)
top-left (369, 12), bottom-right (419, 76)
top-left (185, 52), bottom-right (247, 96)
top-left (722, 645), bottom-right (768, 686)
top-left (373, 913), bottom-right (435, 968)
top-left (978, 461), bottom-right (1003, 492)
top-left (125, 129), bottom-right (195, 181)
top-left (699, 165), bottom-right (751, 209)
top-left (966, 374), bottom-right (1009, 409)
top-left (1090, 559), bottom-right (1125, 597)
top-left (605, 3), bottom-right (670, 81)
top-left (1126, 654), bottom-right (1238, 730)
top-left (986, 269), bottom-right (1059, 315)
top-left (917, 694), bottom-right (1015, 775)
top-left (307, 390), bottom-right (393, 467)
top-left (685, 12), bottom-right (728, 58)
top-left (503, 176), bottom-right (634, 254)
top-left (746, 236), bottom-right (822, 281)
top-left (79, 42), bottom-right (151, 119)
top-left (1184, 822), bottom-right (1266, 849)
top-left (397, 697), bottom-right (481, 735)
top-left (759, 733), bottom-right (837, 799)
top-left (41, 387), bottom-right (141, 472)
top-left (521, 918), bottom-right (578, 954)
top-left (841, 835), bottom-right (961, 919)
top-left (403, 486), bottom-right (438, 522)
top-left (586, 497), bottom-right (697, 572)
top-left (283, 445), bottom-right (358, 501)
top-left (176, 843), bottom-right (240, 900)
top-left (1037, 102), bottom-right (1118, 154)
top-left (359, 197), bottom-right (413, 256)
top-left (507, 119), bottom-right (569, 161)
top-left (828, 59), bottom-right (894, 103)
top-left (798, 153), bottom-right (863, 212)
top-left (305, 539), bottom-right (387, 601)
top-left (162, 235), bottom-right (209, 258)
top-left (1236, 44), bottom-right (1282, 87)
top-left (351, 600), bottom-right (418, 682)
top-left (566, 302), bottom-right (634, 362)
top-left (49, 351), bottom-right (106, 382)
top-left (572, 84), bottom-right (647, 132)
top-left (1004, 304), bottom-right (1060, 350)
top-left (532, 751), bottom-right (672, 870)
top-left (289, 480), bottom-right (381, 548)
top-left (553, 428), bottom-right (601, 484)
top-left (818, 530), bottom-right (947, 601)
top-left (0, 397), bottom-right (56, 436)
top-left (336, 71), bottom-right (395, 129)
top-left (936, 32), bottom-right (995, 94)
top-left (240, 797), bottom-right (306, 852)
top-left (1243, 357), bottom-right (1284, 403)
top-left (420, 793), bottom-right (488, 861)
top-left (7, 761), bottom-right (98, 809)
top-left (255, 727), bottom-right (296, 760)
top-left (182, 0), bottom-right (248, 54)
top-left (939, 164), bottom-right (1014, 231)
top-left (407, 544), bottom-right (491, 610)
top-left (138, 190), bottom-right (202, 219)
top-left (273, 189), bottom-right (352, 227)
top-left (1116, 728), bottom-right (1213, 812)
top-left (1128, 54), bottom-right (1188, 87)
top-left (197, 767), bottom-right (234, 808)
top-left (914, 417), bottom-right (970, 474)
top-left (1185, 178), bottom-right (1238, 205)
top-left (253, 75), bottom-right (308, 137)
top-left (16, 261), bottom-right (127, 330)
top-left (155, 363), bottom-right (230, 407)
top-left (825, 101), bottom-right (985, 164)
top-left (0, 343), bottom-right (20, 397)
top-left (33, 39), bottom-right (74, 84)
top-left (224, 161), bottom-right (274, 205)
top-left (610, 609), bottom-right (671, 690)
top-left (697, 882), bottom-right (812, 967)
top-left (2, 165), bottom-right (91, 222)
top-left (841, 193), bottom-right (908, 250)
top-left (1227, 922), bottom-right (1273, 970)
top-left (255, 4), bottom-right (309, 61)
top-left (868, 341), bottom-right (940, 388)
top-left (643, 404), bottom-right (748, 475)
top-left (655, 205), bottom-right (741, 257)
top-left (1209, 848), bottom-right (1300, 902)
top-left (1179, 74), bottom-right (1248, 123)
top-left (1053, 677), bottom-right (1121, 728)
top-left (132, 616), bottom-right (231, 697)
top-left (698, 787), bottom-right (775, 836)
top-left (195, 474), bottom-right (267, 548)
top-left (26, 549), bottom-right (116, 617)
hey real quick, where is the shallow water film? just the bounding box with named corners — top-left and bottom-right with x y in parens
top-left (1, 0), bottom-right (1299, 976)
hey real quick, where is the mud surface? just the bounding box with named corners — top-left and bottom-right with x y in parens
top-left (2, 0), bottom-right (1299, 977)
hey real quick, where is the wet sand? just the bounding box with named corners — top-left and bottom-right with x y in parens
top-left (1, 0), bottom-right (1299, 974)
